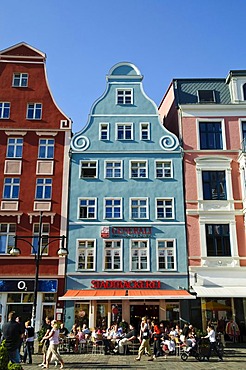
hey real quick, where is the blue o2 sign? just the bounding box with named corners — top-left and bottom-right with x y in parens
top-left (0, 279), bottom-right (58, 292)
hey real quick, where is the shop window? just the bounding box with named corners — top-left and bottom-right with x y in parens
top-left (74, 303), bottom-right (89, 326)
top-left (96, 303), bottom-right (108, 329)
top-left (111, 304), bottom-right (122, 324)
top-left (7, 293), bottom-right (21, 302)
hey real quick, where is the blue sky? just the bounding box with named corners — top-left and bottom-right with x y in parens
top-left (1, 0), bottom-right (246, 133)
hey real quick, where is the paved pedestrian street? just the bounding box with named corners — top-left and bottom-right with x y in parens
top-left (22, 345), bottom-right (246, 370)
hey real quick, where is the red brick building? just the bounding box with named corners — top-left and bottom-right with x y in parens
top-left (0, 43), bottom-right (71, 330)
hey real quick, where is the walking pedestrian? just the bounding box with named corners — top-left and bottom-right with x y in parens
top-left (135, 317), bottom-right (153, 361)
top-left (41, 319), bottom-right (64, 369)
top-left (202, 324), bottom-right (223, 361)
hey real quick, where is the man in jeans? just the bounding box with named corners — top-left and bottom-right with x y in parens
top-left (202, 324), bottom-right (223, 361)
top-left (2, 311), bottom-right (22, 363)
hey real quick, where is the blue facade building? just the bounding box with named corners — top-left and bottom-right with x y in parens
top-left (61, 63), bottom-right (193, 330)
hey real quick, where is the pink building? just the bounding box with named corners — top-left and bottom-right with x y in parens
top-left (159, 71), bottom-right (246, 333)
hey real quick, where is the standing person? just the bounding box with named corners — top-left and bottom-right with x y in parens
top-left (135, 317), bottom-right (153, 361)
top-left (202, 324), bottom-right (223, 361)
top-left (23, 320), bottom-right (34, 364)
top-left (2, 311), bottom-right (22, 363)
top-left (39, 317), bottom-right (52, 367)
top-left (41, 320), bottom-right (64, 369)
top-left (15, 316), bottom-right (25, 361)
top-left (152, 321), bottom-right (162, 359)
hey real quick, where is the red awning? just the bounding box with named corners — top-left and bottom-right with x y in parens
top-left (59, 289), bottom-right (195, 301)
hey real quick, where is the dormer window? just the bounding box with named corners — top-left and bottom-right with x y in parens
top-left (116, 89), bottom-right (133, 105)
top-left (198, 90), bottom-right (215, 103)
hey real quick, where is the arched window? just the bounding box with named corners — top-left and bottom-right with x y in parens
top-left (243, 83), bottom-right (246, 100)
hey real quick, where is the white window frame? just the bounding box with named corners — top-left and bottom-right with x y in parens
top-left (32, 223), bottom-right (50, 255)
top-left (6, 138), bottom-right (23, 158)
top-left (116, 123), bottom-right (133, 140)
top-left (140, 122), bottom-right (150, 140)
top-left (156, 198), bottom-right (174, 219)
top-left (78, 198), bottom-right (97, 219)
top-left (104, 160), bottom-right (123, 179)
top-left (0, 223), bottom-right (16, 254)
top-left (35, 178), bottom-right (52, 199)
top-left (197, 119), bottom-right (226, 150)
top-left (157, 239), bottom-right (176, 271)
top-left (38, 139), bottom-right (55, 159)
top-left (80, 160), bottom-right (98, 179)
top-left (3, 178), bottom-right (20, 199)
top-left (103, 239), bottom-right (122, 271)
top-left (130, 197), bottom-right (149, 219)
top-left (26, 103), bottom-right (42, 120)
top-left (12, 73), bottom-right (28, 87)
top-left (0, 102), bottom-right (10, 119)
top-left (104, 198), bottom-right (122, 219)
top-left (155, 160), bottom-right (173, 178)
top-left (77, 239), bottom-right (96, 271)
top-left (116, 89), bottom-right (133, 105)
top-left (130, 160), bottom-right (148, 179)
top-left (99, 122), bottom-right (109, 140)
top-left (130, 239), bottom-right (149, 271)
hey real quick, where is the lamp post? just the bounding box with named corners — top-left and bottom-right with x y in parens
top-left (9, 212), bottom-right (68, 330)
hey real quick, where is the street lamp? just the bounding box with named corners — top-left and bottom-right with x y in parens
top-left (8, 212), bottom-right (68, 330)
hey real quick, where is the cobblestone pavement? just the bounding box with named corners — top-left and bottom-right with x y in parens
top-left (21, 344), bottom-right (246, 370)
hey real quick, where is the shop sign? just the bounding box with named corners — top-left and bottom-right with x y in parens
top-left (111, 227), bottom-right (152, 238)
top-left (91, 280), bottom-right (161, 289)
top-left (0, 279), bottom-right (58, 292)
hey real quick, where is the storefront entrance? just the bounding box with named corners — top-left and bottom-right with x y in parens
top-left (130, 304), bottom-right (159, 328)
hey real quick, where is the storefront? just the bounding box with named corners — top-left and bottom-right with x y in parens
top-left (60, 279), bottom-right (195, 330)
top-left (0, 279), bottom-right (59, 331)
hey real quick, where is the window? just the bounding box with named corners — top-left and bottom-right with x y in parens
top-left (156, 198), bottom-right (174, 219)
top-left (0, 224), bottom-right (16, 254)
top-left (130, 161), bottom-right (147, 178)
top-left (79, 198), bottom-right (96, 219)
top-left (35, 178), bottom-right (52, 199)
top-left (117, 89), bottom-right (133, 104)
top-left (6, 138), bottom-right (23, 158)
top-left (12, 73), bottom-right (28, 87)
top-left (242, 121), bottom-right (246, 151)
top-left (0, 102), bottom-right (10, 119)
top-left (157, 240), bottom-right (176, 270)
top-left (32, 223), bottom-right (50, 255)
top-left (80, 161), bottom-right (97, 178)
top-left (206, 224), bottom-right (231, 256)
top-left (130, 198), bottom-right (148, 219)
top-left (105, 161), bottom-right (122, 178)
top-left (99, 123), bottom-right (109, 140)
top-left (156, 160), bottom-right (172, 178)
top-left (104, 198), bottom-right (122, 219)
top-left (202, 171), bottom-right (226, 200)
top-left (77, 240), bottom-right (95, 270)
top-left (131, 240), bottom-right (149, 271)
top-left (116, 123), bottom-right (133, 140)
top-left (140, 123), bottom-right (150, 140)
top-left (38, 139), bottom-right (54, 159)
top-left (198, 90), bottom-right (215, 103)
top-left (104, 240), bottom-right (122, 270)
top-left (199, 122), bottom-right (223, 150)
top-left (243, 84), bottom-right (246, 100)
top-left (27, 103), bottom-right (42, 120)
top-left (3, 178), bottom-right (20, 199)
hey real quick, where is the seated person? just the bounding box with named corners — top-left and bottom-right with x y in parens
top-left (59, 322), bottom-right (69, 336)
top-left (116, 323), bottom-right (138, 354)
top-left (81, 323), bottom-right (91, 339)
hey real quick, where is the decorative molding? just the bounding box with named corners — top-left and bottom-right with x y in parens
top-left (36, 132), bottom-right (57, 136)
top-left (0, 211), bottom-right (22, 223)
top-left (5, 131), bottom-right (27, 136)
top-left (28, 212), bottom-right (56, 224)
